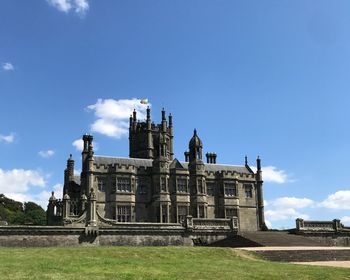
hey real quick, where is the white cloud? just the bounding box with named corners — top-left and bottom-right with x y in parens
top-left (250, 165), bottom-right (291, 184)
top-left (319, 190), bottom-right (350, 210)
top-left (341, 216), bottom-right (350, 226)
top-left (46, 0), bottom-right (89, 15)
top-left (87, 98), bottom-right (150, 138)
top-left (72, 138), bottom-right (98, 151)
top-left (2, 62), bottom-right (14, 71)
top-left (38, 150), bottom-right (55, 158)
top-left (265, 220), bottom-right (272, 229)
top-left (74, 0), bottom-right (89, 14)
top-left (47, 0), bottom-right (71, 12)
top-left (0, 133), bottom-right (15, 143)
top-left (265, 208), bottom-right (309, 222)
top-left (262, 166), bottom-right (290, 184)
top-left (6, 183), bottom-right (63, 209)
top-left (0, 169), bottom-right (45, 194)
top-left (271, 197), bottom-right (314, 209)
top-left (72, 139), bottom-right (84, 151)
top-left (265, 196), bottom-right (313, 228)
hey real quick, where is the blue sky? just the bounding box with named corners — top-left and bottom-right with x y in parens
top-left (1, 0), bottom-right (350, 228)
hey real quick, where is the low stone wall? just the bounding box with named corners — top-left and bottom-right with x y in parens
top-left (0, 224), bottom-right (234, 247)
top-left (298, 232), bottom-right (350, 247)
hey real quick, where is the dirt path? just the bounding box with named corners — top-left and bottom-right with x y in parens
top-left (292, 261), bottom-right (350, 268)
top-left (238, 246), bottom-right (350, 251)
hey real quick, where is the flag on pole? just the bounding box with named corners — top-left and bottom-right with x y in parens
top-left (140, 99), bottom-right (149, 105)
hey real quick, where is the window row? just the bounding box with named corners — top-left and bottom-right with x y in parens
top-left (109, 205), bottom-right (239, 223)
top-left (97, 177), bottom-right (132, 193)
top-left (96, 176), bottom-right (253, 198)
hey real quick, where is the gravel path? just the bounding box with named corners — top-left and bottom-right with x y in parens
top-left (238, 246), bottom-right (350, 251)
top-left (292, 261), bottom-right (350, 268)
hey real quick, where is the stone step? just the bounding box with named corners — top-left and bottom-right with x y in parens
top-left (255, 249), bottom-right (350, 262)
top-left (208, 231), bottom-right (323, 247)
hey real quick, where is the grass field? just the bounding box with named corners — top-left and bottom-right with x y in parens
top-left (0, 247), bottom-right (349, 280)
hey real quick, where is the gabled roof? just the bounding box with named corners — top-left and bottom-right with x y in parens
top-left (169, 158), bottom-right (187, 169)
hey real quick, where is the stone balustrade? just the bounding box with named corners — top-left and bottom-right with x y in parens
top-left (296, 218), bottom-right (342, 232)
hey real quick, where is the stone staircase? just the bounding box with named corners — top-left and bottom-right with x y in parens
top-left (254, 249), bottom-right (350, 262)
top-left (208, 231), bottom-right (323, 247)
top-left (205, 231), bottom-right (350, 262)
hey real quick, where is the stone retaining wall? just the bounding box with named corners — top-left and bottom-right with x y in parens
top-left (0, 225), bottom-right (232, 247)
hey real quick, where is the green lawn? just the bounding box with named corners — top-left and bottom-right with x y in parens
top-left (0, 247), bottom-right (348, 280)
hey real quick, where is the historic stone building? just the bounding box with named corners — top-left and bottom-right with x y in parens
top-left (47, 108), bottom-right (265, 231)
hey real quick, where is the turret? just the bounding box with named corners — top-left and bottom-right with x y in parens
top-left (188, 129), bottom-right (207, 218)
top-left (82, 134), bottom-right (93, 166)
top-left (133, 109), bottom-right (137, 122)
top-left (146, 107), bottom-right (154, 158)
top-left (82, 135), bottom-right (95, 195)
top-left (256, 156), bottom-right (265, 230)
top-left (47, 191), bottom-right (57, 225)
top-left (67, 154), bottom-right (74, 181)
top-left (161, 108), bottom-right (167, 132)
top-left (62, 191), bottom-right (70, 220)
top-left (189, 129), bottom-right (203, 162)
top-left (184, 151), bottom-right (190, 162)
top-left (256, 156), bottom-right (262, 181)
top-left (168, 113), bottom-right (174, 160)
top-left (146, 106), bottom-right (151, 122)
top-left (132, 109), bottom-right (137, 130)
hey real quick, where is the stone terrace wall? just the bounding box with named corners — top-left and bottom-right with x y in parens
top-left (0, 222), bottom-right (235, 247)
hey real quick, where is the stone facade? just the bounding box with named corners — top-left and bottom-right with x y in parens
top-left (47, 108), bottom-right (265, 232)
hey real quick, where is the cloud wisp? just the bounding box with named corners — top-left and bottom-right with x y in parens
top-left (0, 133), bottom-right (15, 143)
top-left (0, 168), bottom-right (64, 209)
top-left (265, 196), bottom-right (312, 228)
top-left (6, 183), bottom-right (63, 209)
top-left (0, 169), bottom-right (46, 194)
top-left (250, 165), bottom-right (292, 184)
top-left (87, 98), bottom-right (150, 139)
top-left (72, 138), bottom-right (98, 151)
top-left (2, 62), bottom-right (14, 71)
top-left (72, 139), bottom-right (84, 151)
top-left (319, 190), bottom-right (350, 210)
top-left (46, 0), bottom-right (89, 16)
top-left (38, 150), bottom-right (55, 158)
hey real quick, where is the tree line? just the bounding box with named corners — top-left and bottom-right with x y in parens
top-left (0, 194), bottom-right (46, 225)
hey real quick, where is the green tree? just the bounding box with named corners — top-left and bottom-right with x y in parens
top-left (24, 202), bottom-right (46, 225)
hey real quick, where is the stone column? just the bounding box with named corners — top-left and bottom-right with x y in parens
top-left (296, 218), bottom-right (304, 231)
top-left (62, 192), bottom-right (70, 220)
top-left (333, 219), bottom-right (341, 232)
top-left (87, 188), bottom-right (97, 227)
top-left (185, 215), bottom-right (193, 229)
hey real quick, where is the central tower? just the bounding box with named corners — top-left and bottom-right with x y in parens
top-left (129, 107), bottom-right (174, 160)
